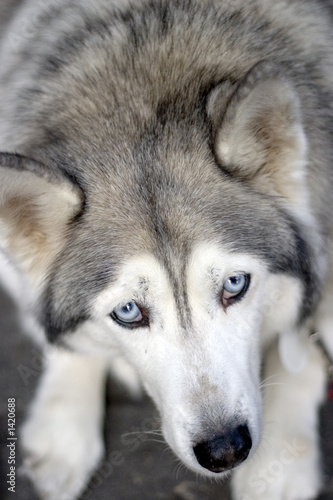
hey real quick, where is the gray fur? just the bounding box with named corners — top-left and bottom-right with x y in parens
top-left (1, 0), bottom-right (333, 338)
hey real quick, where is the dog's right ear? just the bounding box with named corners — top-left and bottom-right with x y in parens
top-left (0, 153), bottom-right (83, 285)
top-left (210, 61), bottom-right (309, 213)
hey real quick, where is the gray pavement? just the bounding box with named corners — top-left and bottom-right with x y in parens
top-left (0, 284), bottom-right (332, 500)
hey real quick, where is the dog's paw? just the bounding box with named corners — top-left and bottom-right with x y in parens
top-left (231, 436), bottom-right (321, 500)
top-left (21, 405), bottom-right (104, 500)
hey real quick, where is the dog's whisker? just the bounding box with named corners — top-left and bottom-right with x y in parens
top-left (121, 430), bottom-right (163, 438)
top-left (260, 381), bottom-right (285, 388)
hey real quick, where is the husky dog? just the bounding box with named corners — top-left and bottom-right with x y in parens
top-left (1, 0), bottom-right (333, 498)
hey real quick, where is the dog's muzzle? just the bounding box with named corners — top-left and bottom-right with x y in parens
top-left (193, 424), bottom-right (252, 473)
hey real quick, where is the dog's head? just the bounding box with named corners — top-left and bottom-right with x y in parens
top-left (0, 61), bottom-right (322, 475)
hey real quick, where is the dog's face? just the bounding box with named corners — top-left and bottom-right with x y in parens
top-left (0, 61), bottom-right (319, 475)
top-left (61, 243), bottom-right (301, 476)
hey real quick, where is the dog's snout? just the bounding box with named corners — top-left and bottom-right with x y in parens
top-left (193, 424), bottom-right (252, 473)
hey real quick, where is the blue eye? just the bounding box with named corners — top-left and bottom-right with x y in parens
top-left (111, 301), bottom-right (148, 328)
top-left (224, 274), bottom-right (246, 294)
top-left (222, 274), bottom-right (250, 308)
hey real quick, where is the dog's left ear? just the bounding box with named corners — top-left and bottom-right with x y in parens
top-left (211, 61), bottom-right (308, 210)
top-left (0, 153), bottom-right (83, 285)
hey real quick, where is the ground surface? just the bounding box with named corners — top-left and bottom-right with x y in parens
top-left (0, 284), bottom-right (332, 500)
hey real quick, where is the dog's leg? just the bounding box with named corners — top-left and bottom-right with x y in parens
top-left (231, 338), bottom-right (326, 500)
top-left (21, 348), bottom-right (108, 500)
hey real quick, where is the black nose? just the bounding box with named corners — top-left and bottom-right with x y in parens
top-left (193, 424), bottom-right (252, 473)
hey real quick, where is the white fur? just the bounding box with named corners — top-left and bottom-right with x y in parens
top-left (21, 349), bottom-right (107, 500)
top-left (13, 239), bottom-right (329, 499)
top-left (232, 340), bottom-right (326, 500)
top-left (61, 243), bottom-right (322, 488)
top-left (0, 251), bottom-right (46, 343)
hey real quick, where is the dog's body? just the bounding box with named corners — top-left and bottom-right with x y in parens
top-left (1, 0), bottom-right (333, 498)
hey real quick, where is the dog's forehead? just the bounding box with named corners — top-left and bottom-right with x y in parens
top-left (60, 135), bottom-right (296, 294)
top-left (83, 128), bottom-right (263, 253)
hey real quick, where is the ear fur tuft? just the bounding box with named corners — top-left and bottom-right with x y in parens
top-left (212, 61), bottom-right (309, 210)
top-left (0, 153), bottom-right (83, 285)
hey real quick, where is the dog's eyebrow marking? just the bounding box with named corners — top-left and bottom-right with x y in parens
top-left (158, 251), bottom-right (193, 333)
top-left (209, 267), bottom-right (222, 284)
top-left (174, 273), bottom-right (192, 332)
top-left (138, 277), bottom-right (149, 291)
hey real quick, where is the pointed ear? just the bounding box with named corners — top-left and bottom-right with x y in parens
top-left (0, 153), bottom-right (83, 285)
top-left (212, 61), bottom-right (308, 209)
